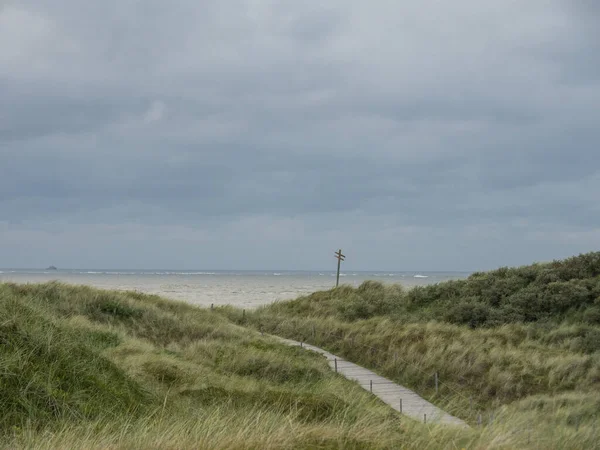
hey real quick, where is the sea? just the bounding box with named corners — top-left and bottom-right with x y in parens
top-left (0, 269), bottom-right (470, 309)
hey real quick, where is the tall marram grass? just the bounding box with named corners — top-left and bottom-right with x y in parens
top-left (0, 281), bottom-right (481, 449)
top-left (221, 252), bottom-right (600, 449)
top-left (4, 249), bottom-right (600, 449)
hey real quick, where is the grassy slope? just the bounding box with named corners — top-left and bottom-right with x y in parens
top-left (3, 251), bottom-right (599, 449)
top-left (0, 281), bottom-right (483, 450)
top-left (234, 252), bottom-right (600, 449)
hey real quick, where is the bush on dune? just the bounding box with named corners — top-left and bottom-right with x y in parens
top-left (269, 252), bottom-right (600, 328)
top-left (235, 252), bottom-right (600, 449)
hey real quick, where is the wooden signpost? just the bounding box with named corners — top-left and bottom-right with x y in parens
top-left (334, 249), bottom-right (346, 287)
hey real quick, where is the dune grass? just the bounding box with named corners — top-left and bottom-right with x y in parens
top-left (223, 252), bottom-right (600, 449)
top-left (0, 281), bottom-right (482, 449)
top-left (3, 250), bottom-right (600, 449)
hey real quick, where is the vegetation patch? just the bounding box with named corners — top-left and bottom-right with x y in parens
top-left (224, 252), bottom-right (600, 449)
top-left (4, 253), bottom-right (600, 448)
top-left (0, 282), bottom-right (411, 449)
top-left (180, 387), bottom-right (347, 422)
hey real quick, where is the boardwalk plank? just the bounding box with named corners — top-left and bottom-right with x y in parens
top-left (275, 336), bottom-right (468, 427)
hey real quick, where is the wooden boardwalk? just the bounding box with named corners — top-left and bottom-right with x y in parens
top-left (276, 337), bottom-right (467, 427)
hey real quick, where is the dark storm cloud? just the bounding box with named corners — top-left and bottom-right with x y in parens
top-left (1, 0), bottom-right (600, 270)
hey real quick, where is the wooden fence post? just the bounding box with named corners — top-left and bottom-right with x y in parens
top-left (334, 249), bottom-right (346, 287)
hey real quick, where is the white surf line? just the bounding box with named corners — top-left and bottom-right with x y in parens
top-left (275, 336), bottom-right (468, 427)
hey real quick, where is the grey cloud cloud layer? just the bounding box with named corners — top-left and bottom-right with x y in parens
top-left (1, 0), bottom-right (600, 270)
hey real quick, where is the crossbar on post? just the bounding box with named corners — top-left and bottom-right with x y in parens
top-left (334, 249), bottom-right (346, 287)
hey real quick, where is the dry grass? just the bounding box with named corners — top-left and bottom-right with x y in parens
top-left (3, 276), bottom-right (599, 449)
top-left (0, 282), bottom-right (417, 449)
top-left (220, 252), bottom-right (600, 449)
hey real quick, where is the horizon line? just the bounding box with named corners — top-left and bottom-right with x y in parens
top-left (1, 267), bottom-right (474, 273)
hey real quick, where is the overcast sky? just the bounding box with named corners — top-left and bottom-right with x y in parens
top-left (1, 1), bottom-right (599, 271)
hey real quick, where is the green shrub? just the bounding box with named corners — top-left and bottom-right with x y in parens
top-left (445, 301), bottom-right (491, 327)
top-left (583, 306), bottom-right (600, 325)
top-left (337, 292), bottom-right (372, 321)
top-left (260, 252), bottom-right (600, 328)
